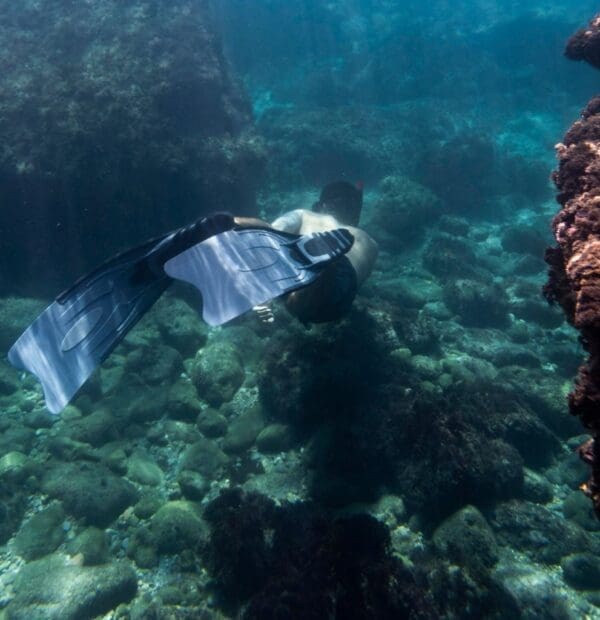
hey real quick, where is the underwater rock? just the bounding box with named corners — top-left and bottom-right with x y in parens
top-left (13, 501), bottom-right (66, 561)
top-left (510, 298), bottom-right (564, 330)
top-left (501, 225), bottom-right (548, 258)
top-left (0, 297), bottom-right (46, 351)
top-left (418, 132), bottom-right (496, 214)
top-left (46, 436), bottom-right (97, 463)
top-left (126, 386), bottom-right (168, 424)
top-left (128, 526), bottom-right (159, 569)
top-left (0, 451), bottom-right (31, 483)
top-left (0, 361), bottom-right (19, 396)
top-left (152, 296), bottom-right (208, 356)
top-left (561, 552), bottom-right (600, 590)
top-left (196, 407), bottom-right (228, 438)
top-left (222, 404), bottom-right (265, 454)
top-left (42, 462), bottom-right (139, 527)
top-left (180, 437), bottom-right (229, 478)
top-left (544, 46), bottom-right (600, 514)
top-left (490, 344), bottom-right (542, 370)
top-left (0, 0), bottom-right (264, 296)
top-left (5, 554), bottom-right (137, 620)
top-left (433, 505), bottom-right (499, 572)
top-left (0, 424), bottom-right (35, 458)
top-left (378, 276), bottom-right (443, 311)
top-left (66, 527), bottom-right (110, 566)
top-left (167, 377), bottom-right (202, 422)
top-left (369, 175), bottom-right (441, 249)
top-left (149, 500), bottom-right (208, 554)
top-left (256, 423), bottom-right (293, 453)
top-left (133, 492), bottom-right (163, 521)
top-left (126, 452), bottom-right (164, 487)
top-left (66, 408), bottom-right (120, 447)
top-left (492, 500), bottom-right (593, 564)
top-left (178, 470), bottom-right (210, 501)
top-left (191, 341), bottom-right (245, 407)
top-left (0, 478), bottom-right (29, 545)
top-left (563, 491), bottom-right (600, 532)
top-left (382, 386), bottom-right (525, 521)
top-left (443, 279), bottom-right (510, 329)
top-left (522, 468), bottom-right (553, 504)
top-left (422, 235), bottom-right (480, 280)
top-left (392, 310), bottom-right (440, 355)
top-left (203, 488), bottom-right (437, 618)
top-left (438, 215), bottom-right (470, 237)
top-left (127, 343), bottom-right (183, 386)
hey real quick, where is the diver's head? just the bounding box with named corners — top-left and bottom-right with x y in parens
top-left (312, 180), bottom-right (363, 227)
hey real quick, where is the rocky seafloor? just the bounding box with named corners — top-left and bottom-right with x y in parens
top-left (0, 180), bottom-right (599, 619)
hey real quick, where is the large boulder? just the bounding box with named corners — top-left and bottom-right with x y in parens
top-left (0, 0), bottom-right (265, 295)
top-left (5, 554), bottom-right (137, 620)
top-left (42, 462), bottom-right (138, 526)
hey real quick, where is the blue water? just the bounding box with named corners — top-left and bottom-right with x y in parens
top-left (1, 1), bottom-right (600, 618)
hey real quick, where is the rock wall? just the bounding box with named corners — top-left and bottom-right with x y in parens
top-left (0, 0), bottom-right (265, 295)
top-left (545, 14), bottom-right (600, 516)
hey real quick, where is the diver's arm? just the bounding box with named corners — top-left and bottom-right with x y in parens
top-left (344, 226), bottom-right (378, 287)
top-left (270, 209), bottom-right (305, 234)
top-left (233, 216), bottom-right (272, 229)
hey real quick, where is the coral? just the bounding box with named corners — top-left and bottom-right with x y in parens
top-left (544, 24), bottom-right (600, 515)
top-left (565, 15), bottom-right (600, 70)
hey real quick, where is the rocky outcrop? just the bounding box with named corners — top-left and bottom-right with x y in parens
top-left (545, 14), bottom-right (600, 516)
top-left (0, 0), bottom-right (265, 295)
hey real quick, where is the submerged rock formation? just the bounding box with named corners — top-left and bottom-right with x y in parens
top-left (0, 0), bottom-right (265, 295)
top-left (545, 14), bottom-right (600, 516)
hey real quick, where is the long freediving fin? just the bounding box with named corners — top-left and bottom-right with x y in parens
top-left (7, 213), bottom-right (236, 414)
top-left (163, 227), bottom-right (354, 326)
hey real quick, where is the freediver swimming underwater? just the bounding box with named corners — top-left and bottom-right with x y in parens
top-left (7, 181), bottom-right (377, 415)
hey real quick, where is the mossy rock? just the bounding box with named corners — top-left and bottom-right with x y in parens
top-left (167, 377), bottom-right (202, 421)
top-left (149, 501), bottom-right (208, 553)
top-left (13, 502), bottom-right (66, 561)
top-left (196, 407), bottom-right (228, 438)
top-left (0, 451), bottom-right (31, 483)
top-left (153, 296), bottom-right (208, 356)
top-left (562, 553), bottom-right (600, 590)
top-left (191, 341), bottom-right (244, 406)
top-left (256, 424), bottom-right (293, 453)
top-left (133, 492), bottom-right (164, 521)
top-left (126, 452), bottom-right (164, 487)
top-left (128, 526), bottom-right (159, 569)
top-left (66, 409), bottom-right (119, 447)
top-left (433, 505), bottom-right (498, 572)
top-left (126, 344), bottom-right (183, 386)
top-left (66, 527), bottom-right (109, 566)
top-left (0, 361), bottom-right (20, 395)
top-left (180, 437), bottom-right (229, 477)
top-left (5, 554), bottom-right (137, 620)
top-left (178, 470), bottom-right (210, 501)
top-left (222, 405), bottom-right (265, 454)
top-left (42, 462), bottom-right (139, 527)
top-left (0, 297), bottom-right (46, 352)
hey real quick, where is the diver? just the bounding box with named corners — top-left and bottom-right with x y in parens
top-left (8, 181), bottom-right (377, 414)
